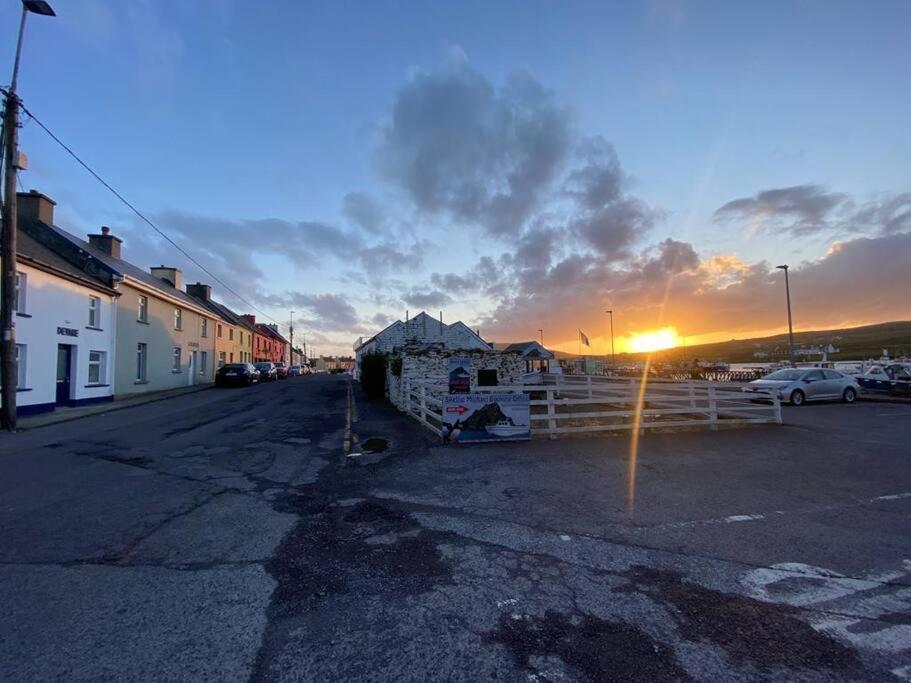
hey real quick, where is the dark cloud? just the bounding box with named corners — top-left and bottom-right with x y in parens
top-left (280, 292), bottom-right (359, 330)
top-left (713, 185), bottom-right (848, 236)
top-left (429, 271), bottom-right (475, 294)
top-left (847, 193), bottom-right (911, 235)
top-left (376, 60), bottom-right (572, 237)
top-left (342, 192), bottom-right (387, 234)
top-left (564, 137), bottom-right (625, 210)
top-left (401, 288), bottom-right (453, 309)
top-left (570, 198), bottom-right (661, 260)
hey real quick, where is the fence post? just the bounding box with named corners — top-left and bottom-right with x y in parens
top-left (774, 393), bottom-right (782, 424)
top-left (547, 387), bottom-right (557, 439)
top-left (688, 381), bottom-right (696, 410)
top-left (629, 378), bottom-right (636, 407)
top-left (708, 386), bottom-right (718, 431)
top-left (586, 375), bottom-right (593, 400)
top-left (419, 383), bottom-right (427, 422)
top-left (404, 379), bottom-right (411, 414)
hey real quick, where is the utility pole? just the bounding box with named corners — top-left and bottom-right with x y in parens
top-left (776, 265), bottom-right (795, 366)
top-left (605, 310), bottom-right (615, 372)
top-left (289, 310), bottom-right (294, 365)
top-left (1, 1), bottom-right (55, 431)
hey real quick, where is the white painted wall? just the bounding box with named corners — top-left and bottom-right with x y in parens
top-left (6, 262), bottom-right (117, 413)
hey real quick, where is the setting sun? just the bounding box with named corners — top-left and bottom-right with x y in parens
top-left (626, 327), bottom-right (681, 353)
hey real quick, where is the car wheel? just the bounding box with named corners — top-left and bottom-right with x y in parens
top-left (790, 389), bottom-right (805, 406)
top-left (843, 387), bottom-right (857, 403)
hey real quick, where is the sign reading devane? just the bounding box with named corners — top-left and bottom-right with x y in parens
top-left (442, 392), bottom-right (530, 444)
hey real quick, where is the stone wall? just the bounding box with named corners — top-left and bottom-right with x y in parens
top-left (386, 349), bottom-right (525, 411)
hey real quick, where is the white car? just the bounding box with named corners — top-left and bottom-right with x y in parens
top-left (743, 368), bottom-right (860, 406)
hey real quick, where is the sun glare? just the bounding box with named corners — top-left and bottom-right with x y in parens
top-left (627, 327), bottom-right (681, 353)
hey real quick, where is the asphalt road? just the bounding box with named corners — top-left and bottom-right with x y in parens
top-left (1, 376), bottom-right (908, 681)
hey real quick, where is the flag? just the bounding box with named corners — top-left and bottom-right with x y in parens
top-left (579, 330), bottom-right (590, 347)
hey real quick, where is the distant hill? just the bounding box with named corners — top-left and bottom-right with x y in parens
top-left (554, 321), bottom-right (911, 364)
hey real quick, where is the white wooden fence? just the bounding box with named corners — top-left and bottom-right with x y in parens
top-left (401, 374), bottom-right (781, 439)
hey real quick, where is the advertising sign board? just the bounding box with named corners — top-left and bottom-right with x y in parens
top-left (442, 392), bottom-right (530, 443)
top-left (448, 356), bottom-right (471, 394)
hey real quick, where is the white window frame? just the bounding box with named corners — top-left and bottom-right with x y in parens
top-left (136, 343), bottom-right (147, 382)
top-left (14, 271), bottom-right (27, 314)
top-left (172, 347), bottom-right (182, 373)
top-left (88, 296), bottom-right (101, 328)
top-left (88, 350), bottom-right (106, 385)
top-left (16, 343), bottom-right (27, 388)
top-left (138, 295), bottom-right (149, 322)
top-left (199, 351), bottom-right (208, 375)
top-left (174, 308), bottom-right (183, 331)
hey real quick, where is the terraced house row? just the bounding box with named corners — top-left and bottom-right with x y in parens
top-left (4, 190), bottom-right (291, 416)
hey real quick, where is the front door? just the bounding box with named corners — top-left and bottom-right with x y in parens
top-left (56, 345), bottom-right (72, 405)
top-left (188, 351), bottom-right (197, 386)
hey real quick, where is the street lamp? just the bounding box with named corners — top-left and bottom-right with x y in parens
top-left (2, 0), bottom-right (56, 431)
top-left (605, 310), bottom-right (615, 372)
top-left (776, 265), bottom-right (795, 366)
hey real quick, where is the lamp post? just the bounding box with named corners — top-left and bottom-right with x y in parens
top-left (1, 0), bottom-right (56, 431)
top-left (776, 265), bottom-right (795, 366)
top-left (605, 310), bottom-right (615, 372)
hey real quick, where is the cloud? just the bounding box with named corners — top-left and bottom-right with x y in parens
top-left (564, 137), bottom-right (625, 210)
top-left (375, 59), bottom-right (572, 237)
top-left (847, 193), bottom-right (911, 235)
top-left (401, 288), bottom-right (453, 309)
top-left (571, 198), bottom-right (662, 260)
top-left (713, 185), bottom-right (848, 236)
top-left (268, 292), bottom-right (359, 330)
top-left (342, 192), bottom-right (387, 234)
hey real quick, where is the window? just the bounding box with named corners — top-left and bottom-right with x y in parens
top-left (14, 271), bottom-right (26, 313)
top-left (228, 328), bottom-right (234, 341)
top-left (172, 347), bottom-right (182, 372)
top-left (201, 318), bottom-right (208, 338)
top-left (88, 296), bottom-right (101, 328)
top-left (478, 369), bottom-right (498, 387)
top-left (136, 343), bottom-right (147, 381)
top-left (239, 331), bottom-right (244, 345)
top-left (218, 351), bottom-right (226, 368)
top-left (174, 308), bottom-right (182, 330)
top-left (823, 369), bottom-right (842, 380)
top-left (217, 323), bottom-right (223, 338)
top-left (199, 351), bottom-right (208, 375)
top-left (229, 352), bottom-right (234, 363)
top-left (15, 344), bottom-right (27, 387)
top-left (138, 295), bottom-right (149, 322)
top-left (88, 350), bottom-right (106, 384)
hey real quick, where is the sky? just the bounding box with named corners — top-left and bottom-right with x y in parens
top-left (4, 0), bottom-right (910, 355)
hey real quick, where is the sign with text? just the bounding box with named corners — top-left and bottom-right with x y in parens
top-left (57, 327), bottom-right (79, 337)
top-left (448, 356), bottom-right (471, 394)
top-left (442, 392), bottom-right (530, 444)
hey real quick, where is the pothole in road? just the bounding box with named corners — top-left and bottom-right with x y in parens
top-left (360, 437), bottom-right (388, 453)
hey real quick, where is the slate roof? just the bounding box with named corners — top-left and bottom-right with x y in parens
top-left (20, 217), bottom-right (215, 316)
top-left (17, 230), bottom-right (118, 295)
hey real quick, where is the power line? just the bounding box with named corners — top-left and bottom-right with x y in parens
top-left (2, 87), bottom-right (284, 329)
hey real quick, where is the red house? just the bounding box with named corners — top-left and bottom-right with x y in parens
top-left (242, 315), bottom-right (287, 363)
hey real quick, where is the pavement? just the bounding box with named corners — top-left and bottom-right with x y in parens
top-left (1, 375), bottom-right (909, 681)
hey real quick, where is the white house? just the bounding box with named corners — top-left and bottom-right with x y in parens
top-left (353, 311), bottom-right (491, 379)
top-left (5, 231), bottom-right (118, 416)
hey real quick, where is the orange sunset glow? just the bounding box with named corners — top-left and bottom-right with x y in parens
top-left (626, 328), bottom-right (682, 353)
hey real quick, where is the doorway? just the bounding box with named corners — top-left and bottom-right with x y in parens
top-left (188, 350), bottom-right (197, 386)
top-left (56, 344), bottom-right (73, 406)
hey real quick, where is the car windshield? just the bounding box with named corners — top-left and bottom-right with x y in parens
top-left (254, 363), bottom-right (271, 370)
top-left (223, 364), bottom-right (246, 370)
top-left (763, 369), bottom-right (804, 381)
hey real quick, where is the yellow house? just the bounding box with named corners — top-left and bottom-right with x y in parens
top-left (185, 283), bottom-right (254, 366)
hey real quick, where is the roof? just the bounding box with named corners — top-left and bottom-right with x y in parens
top-left (257, 323), bottom-right (288, 344)
top-left (502, 341), bottom-right (555, 359)
top-left (353, 311), bottom-right (490, 352)
top-left (20, 217), bottom-right (215, 317)
top-left (17, 231), bottom-right (118, 296)
top-left (189, 296), bottom-right (256, 331)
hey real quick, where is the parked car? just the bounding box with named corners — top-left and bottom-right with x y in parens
top-left (274, 361), bottom-right (289, 379)
top-left (215, 363), bottom-right (260, 387)
top-left (743, 368), bottom-right (859, 406)
top-left (289, 365), bottom-right (303, 377)
top-left (254, 362), bottom-right (278, 382)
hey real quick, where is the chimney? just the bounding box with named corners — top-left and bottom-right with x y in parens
top-left (186, 282), bottom-right (212, 302)
top-left (17, 189), bottom-right (55, 225)
top-left (150, 266), bottom-right (182, 290)
top-left (88, 226), bottom-right (123, 259)
top-left (241, 314), bottom-right (256, 325)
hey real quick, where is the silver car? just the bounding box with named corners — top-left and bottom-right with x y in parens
top-left (743, 368), bottom-right (859, 406)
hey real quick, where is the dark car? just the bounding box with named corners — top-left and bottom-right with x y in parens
top-left (215, 363), bottom-right (260, 387)
top-left (254, 362), bottom-right (278, 382)
top-left (274, 361), bottom-right (289, 379)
